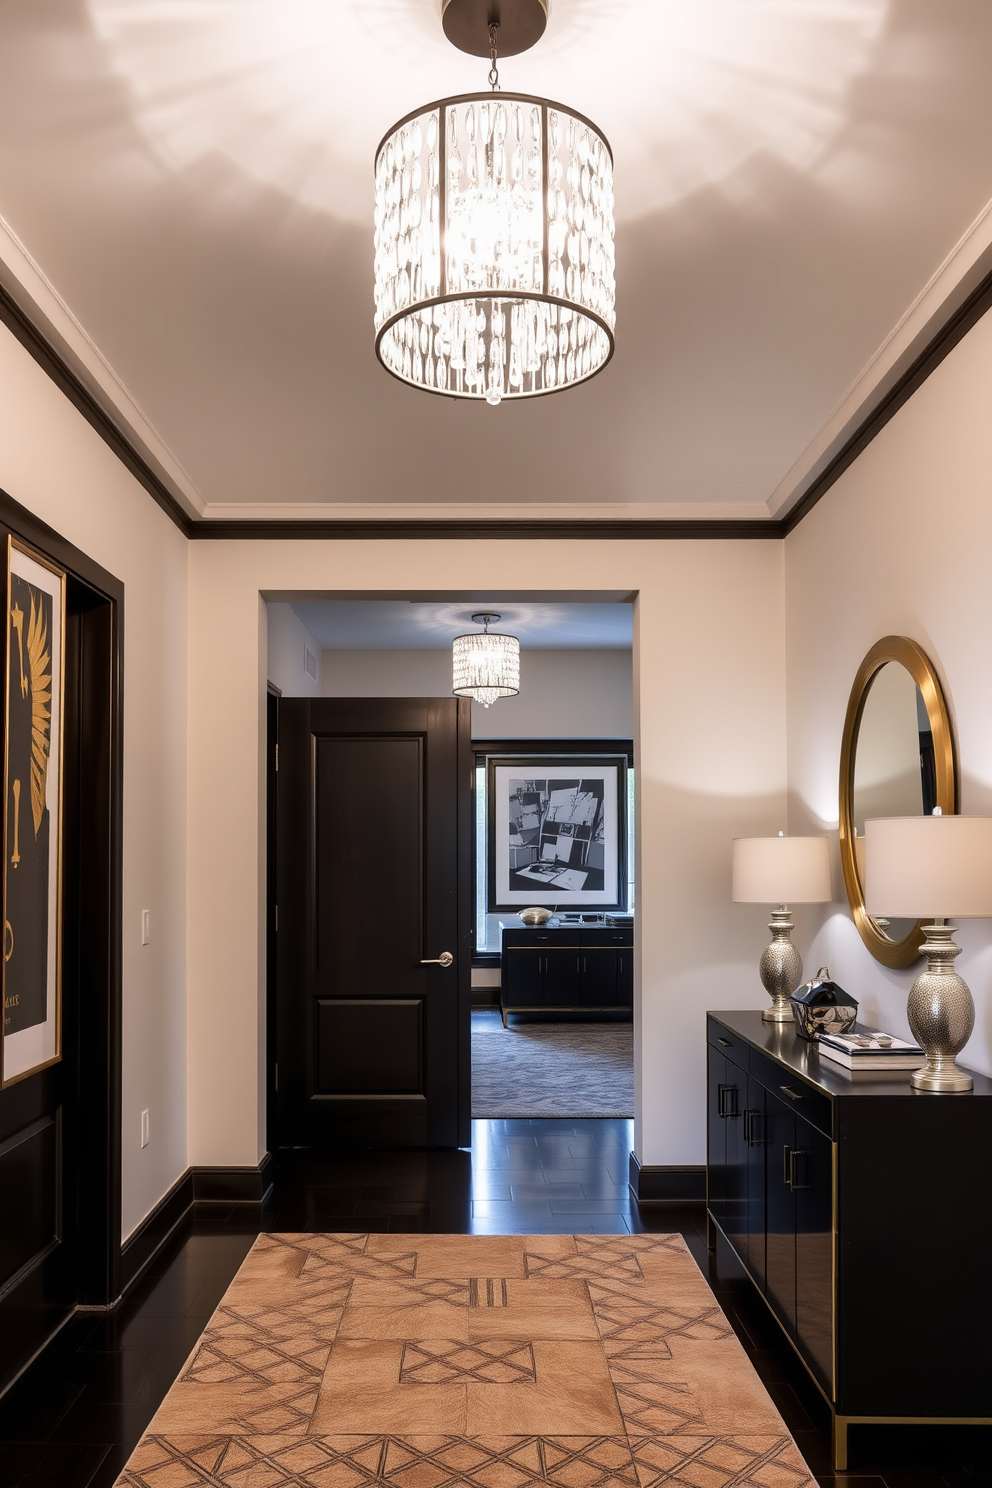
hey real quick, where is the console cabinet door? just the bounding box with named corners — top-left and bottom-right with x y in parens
top-left (793, 1119), bottom-right (834, 1394)
top-left (764, 1090), bottom-right (797, 1334)
top-left (723, 1062), bottom-right (747, 1260)
top-left (503, 948), bottom-right (544, 1007)
top-left (707, 1048), bottom-right (728, 1230)
top-left (616, 948), bottom-right (633, 1008)
top-left (543, 948), bottom-right (580, 1007)
top-left (744, 1075), bottom-right (767, 1289)
top-left (580, 948), bottom-right (618, 1006)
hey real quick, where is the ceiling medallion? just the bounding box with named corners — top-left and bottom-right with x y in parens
top-left (373, 0), bottom-right (615, 405)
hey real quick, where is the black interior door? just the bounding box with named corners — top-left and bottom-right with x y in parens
top-left (275, 697), bottom-right (471, 1148)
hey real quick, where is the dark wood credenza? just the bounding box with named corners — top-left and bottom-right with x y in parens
top-left (706, 1011), bottom-right (992, 1470)
top-left (500, 926), bottom-right (633, 1026)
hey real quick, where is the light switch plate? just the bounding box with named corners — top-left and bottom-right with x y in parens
top-left (140, 1109), bottom-right (150, 1148)
top-left (141, 910), bottom-right (150, 946)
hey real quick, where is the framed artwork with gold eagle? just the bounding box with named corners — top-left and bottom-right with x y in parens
top-left (2, 536), bottom-right (65, 1087)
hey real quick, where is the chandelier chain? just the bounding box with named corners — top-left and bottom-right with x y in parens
top-left (488, 22), bottom-right (500, 90)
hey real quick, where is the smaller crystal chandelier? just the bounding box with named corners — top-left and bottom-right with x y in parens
top-left (452, 613), bottom-right (520, 707)
top-left (373, 0), bottom-right (615, 404)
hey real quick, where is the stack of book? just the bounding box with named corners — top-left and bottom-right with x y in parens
top-left (818, 1027), bottom-right (925, 1072)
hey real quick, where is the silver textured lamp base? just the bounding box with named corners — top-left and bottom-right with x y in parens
top-left (907, 921), bottom-right (975, 1093)
top-left (759, 907), bottom-right (803, 1022)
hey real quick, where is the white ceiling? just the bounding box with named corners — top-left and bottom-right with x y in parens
top-left (291, 600), bottom-right (633, 649)
top-left (1, 2), bottom-right (991, 523)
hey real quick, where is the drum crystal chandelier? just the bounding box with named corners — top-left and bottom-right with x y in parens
top-left (452, 613), bottom-right (520, 707)
top-left (373, 0), bottom-right (615, 405)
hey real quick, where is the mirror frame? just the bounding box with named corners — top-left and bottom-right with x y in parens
top-left (839, 636), bottom-right (957, 968)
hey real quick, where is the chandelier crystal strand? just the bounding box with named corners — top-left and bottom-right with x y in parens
top-left (451, 615), bottom-right (520, 707)
top-left (374, 86), bottom-right (614, 402)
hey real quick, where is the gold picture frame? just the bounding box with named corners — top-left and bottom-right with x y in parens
top-left (838, 635), bottom-right (956, 969)
top-left (2, 534), bottom-right (66, 1086)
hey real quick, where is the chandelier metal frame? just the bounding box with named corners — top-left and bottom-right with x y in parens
top-left (373, 9), bottom-right (615, 405)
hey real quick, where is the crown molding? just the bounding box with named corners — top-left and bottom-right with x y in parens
top-left (3, 236), bottom-right (991, 543)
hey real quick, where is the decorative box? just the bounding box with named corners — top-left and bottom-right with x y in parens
top-left (789, 967), bottom-right (858, 1040)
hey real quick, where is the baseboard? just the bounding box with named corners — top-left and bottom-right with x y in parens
top-left (192, 1152), bottom-right (274, 1204)
top-left (120, 1169), bottom-right (195, 1293)
top-left (628, 1152), bottom-right (706, 1205)
top-left (471, 989), bottom-right (500, 1009)
top-left (118, 1154), bottom-right (273, 1296)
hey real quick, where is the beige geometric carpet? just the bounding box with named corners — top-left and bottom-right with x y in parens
top-left (115, 1232), bottom-right (815, 1488)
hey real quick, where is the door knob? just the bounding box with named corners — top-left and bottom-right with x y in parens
top-left (420, 951), bottom-right (454, 968)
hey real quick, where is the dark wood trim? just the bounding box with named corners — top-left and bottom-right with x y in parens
top-left (191, 1153), bottom-right (274, 1205)
top-left (7, 253), bottom-right (992, 543)
top-left (472, 738), bottom-right (633, 762)
top-left (629, 1151), bottom-right (706, 1205)
top-left (0, 284), bottom-right (194, 539)
top-left (193, 518), bottom-right (780, 541)
top-left (119, 1171), bottom-right (194, 1294)
top-left (0, 485), bottom-right (125, 1314)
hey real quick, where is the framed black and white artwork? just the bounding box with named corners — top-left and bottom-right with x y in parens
top-left (487, 755), bottom-right (627, 911)
top-left (2, 536), bottom-right (65, 1087)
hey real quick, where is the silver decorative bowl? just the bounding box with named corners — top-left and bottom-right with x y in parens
top-left (518, 907), bottom-right (552, 926)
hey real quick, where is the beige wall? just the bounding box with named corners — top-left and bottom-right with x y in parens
top-left (267, 603), bottom-right (323, 696)
top-left (189, 542), bottom-right (786, 1171)
top-left (0, 322), bottom-right (189, 1241)
top-left (785, 307), bottom-right (992, 1077)
top-left (319, 647), bottom-right (634, 739)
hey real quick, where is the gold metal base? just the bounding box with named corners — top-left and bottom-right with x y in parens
top-left (911, 1061), bottom-right (974, 1093)
top-left (441, 0), bottom-right (548, 57)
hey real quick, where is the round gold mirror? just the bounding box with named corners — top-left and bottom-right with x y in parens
top-left (839, 637), bottom-right (956, 968)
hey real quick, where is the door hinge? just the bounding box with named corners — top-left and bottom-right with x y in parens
top-left (274, 743), bottom-right (279, 771)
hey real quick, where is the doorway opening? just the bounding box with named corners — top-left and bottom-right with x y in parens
top-left (265, 594), bottom-right (635, 1144)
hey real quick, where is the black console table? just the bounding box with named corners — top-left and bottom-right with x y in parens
top-left (500, 925), bottom-right (633, 1026)
top-left (706, 1011), bottom-right (992, 1469)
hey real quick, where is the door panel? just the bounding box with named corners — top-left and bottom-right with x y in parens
top-left (580, 948), bottom-right (617, 1005)
top-left (794, 1119), bottom-right (834, 1392)
top-left (744, 1076), bottom-right (766, 1288)
top-left (276, 697), bottom-right (470, 1148)
top-left (315, 999), bottom-right (424, 1096)
top-left (543, 947), bottom-right (579, 1007)
top-left (504, 949), bottom-right (544, 1005)
top-left (723, 1065), bottom-right (746, 1258)
top-left (764, 1091), bottom-right (797, 1333)
top-left (706, 1048), bottom-right (727, 1231)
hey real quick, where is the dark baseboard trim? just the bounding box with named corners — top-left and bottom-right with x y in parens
top-left (120, 1170), bottom-right (195, 1294)
top-left (629, 1152), bottom-right (706, 1205)
top-left (117, 1155), bottom-right (273, 1298)
top-left (7, 258), bottom-right (992, 542)
top-left (192, 1152), bottom-right (274, 1205)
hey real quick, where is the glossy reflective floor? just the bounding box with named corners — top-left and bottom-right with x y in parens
top-left (0, 1120), bottom-right (988, 1488)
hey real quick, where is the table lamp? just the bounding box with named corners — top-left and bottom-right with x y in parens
top-left (865, 813), bottom-right (992, 1093)
top-left (732, 834), bottom-right (832, 1022)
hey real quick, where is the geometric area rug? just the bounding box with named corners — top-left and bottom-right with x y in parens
top-left (115, 1231), bottom-right (814, 1487)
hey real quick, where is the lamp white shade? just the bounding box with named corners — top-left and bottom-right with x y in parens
top-left (864, 815), bottom-right (992, 918)
top-left (732, 836), bottom-right (832, 904)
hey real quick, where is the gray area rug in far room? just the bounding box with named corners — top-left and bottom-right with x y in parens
top-left (471, 1008), bottom-right (634, 1117)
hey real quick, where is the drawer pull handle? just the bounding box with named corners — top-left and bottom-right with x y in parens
top-left (783, 1143), bottom-right (793, 1188)
top-left (717, 1037), bottom-right (732, 1047)
top-left (779, 1084), bottom-right (803, 1102)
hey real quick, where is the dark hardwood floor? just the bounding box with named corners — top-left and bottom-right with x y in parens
top-left (0, 1119), bottom-right (987, 1488)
